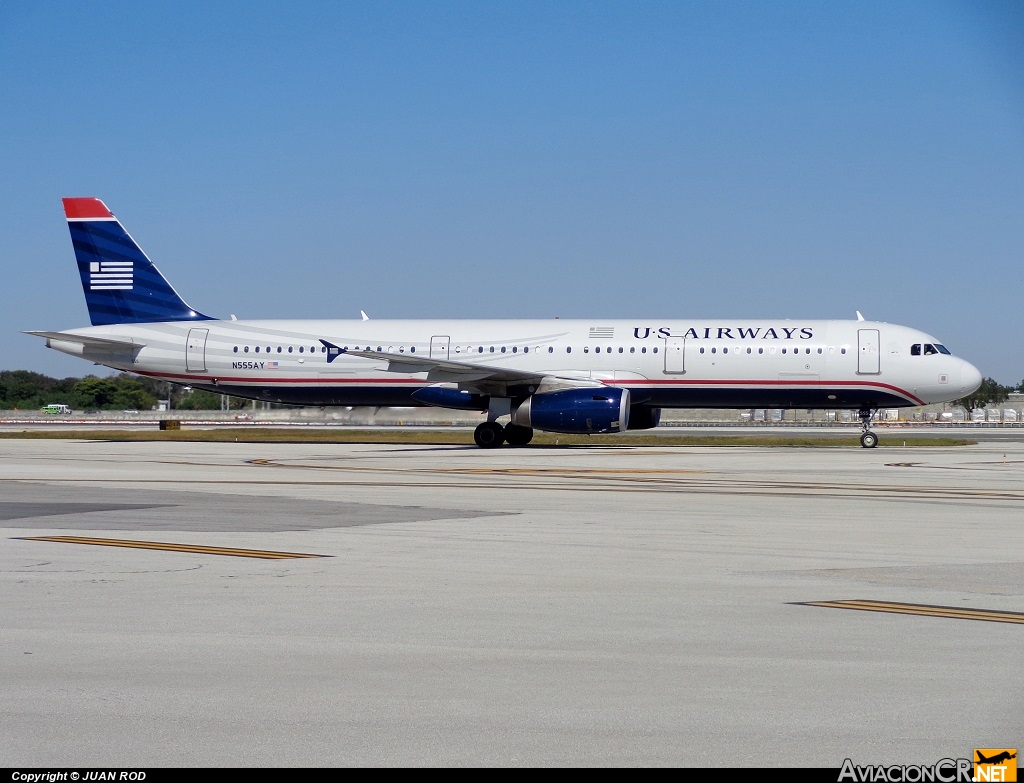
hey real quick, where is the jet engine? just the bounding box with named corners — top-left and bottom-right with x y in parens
top-left (511, 387), bottom-right (630, 434)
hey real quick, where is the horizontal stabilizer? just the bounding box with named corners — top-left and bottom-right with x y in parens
top-left (24, 330), bottom-right (144, 348)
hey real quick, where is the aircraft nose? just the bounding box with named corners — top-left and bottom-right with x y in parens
top-left (960, 361), bottom-right (982, 395)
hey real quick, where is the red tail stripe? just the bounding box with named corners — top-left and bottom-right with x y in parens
top-left (63, 197), bottom-right (114, 219)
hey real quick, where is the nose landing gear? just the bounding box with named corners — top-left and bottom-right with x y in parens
top-left (859, 408), bottom-right (878, 448)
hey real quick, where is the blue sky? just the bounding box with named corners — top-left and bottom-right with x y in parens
top-left (3, 1), bottom-right (1022, 383)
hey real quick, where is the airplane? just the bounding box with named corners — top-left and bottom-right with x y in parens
top-left (976, 752), bottom-right (1016, 765)
top-left (27, 197), bottom-right (983, 449)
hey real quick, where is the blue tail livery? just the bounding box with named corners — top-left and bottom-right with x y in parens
top-left (64, 197), bottom-right (214, 326)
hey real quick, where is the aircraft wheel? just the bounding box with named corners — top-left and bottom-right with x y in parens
top-left (474, 421), bottom-right (506, 449)
top-left (503, 423), bottom-right (534, 447)
top-left (860, 431), bottom-right (878, 449)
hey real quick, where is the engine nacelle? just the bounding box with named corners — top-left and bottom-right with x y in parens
top-left (410, 384), bottom-right (488, 411)
top-left (512, 387), bottom-right (630, 434)
top-left (627, 405), bottom-right (661, 430)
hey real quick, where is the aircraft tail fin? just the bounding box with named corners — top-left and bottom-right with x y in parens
top-left (63, 197), bottom-right (214, 326)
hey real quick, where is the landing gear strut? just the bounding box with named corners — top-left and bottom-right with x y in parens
top-left (858, 408), bottom-right (878, 448)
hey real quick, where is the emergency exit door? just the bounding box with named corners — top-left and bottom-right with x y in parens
top-left (663, 338), bottom-right (685, 373)
top-left (186, 328), bottom-right (209, 372)
top-left (857, 329), bottom-right (880, 374)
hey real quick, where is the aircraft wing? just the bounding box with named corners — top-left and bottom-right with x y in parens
top-left (24, 331), bottom-right (145, 349)
top-left (319, 340), bottom-right (603, 391)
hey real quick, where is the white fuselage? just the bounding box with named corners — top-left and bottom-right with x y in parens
top-left (46, 317), bottom-right (982, 411)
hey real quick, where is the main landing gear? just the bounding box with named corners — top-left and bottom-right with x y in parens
top-left (858, 408), bottom-right (878, 448)
top-left (473, 421), bottom-right (534, 448)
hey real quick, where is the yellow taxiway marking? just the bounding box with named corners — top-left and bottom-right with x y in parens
top-left (797, 599), bottom-right (1024, 624)
top-left (15, 535), bottom-right (329, 560)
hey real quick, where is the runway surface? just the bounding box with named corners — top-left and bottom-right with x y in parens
top-left (2, 438), bottom-right (1022, 766)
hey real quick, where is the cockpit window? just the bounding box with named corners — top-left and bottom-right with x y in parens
top-left (911, 344), bottom-right (921, 356)
top-left (934, 344), bottom-right (951, 355)
top-left (923, 344), bottom-right (938, 355)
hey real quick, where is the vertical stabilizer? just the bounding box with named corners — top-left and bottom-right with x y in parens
top-left (63, 197), bottom-right (214, 326)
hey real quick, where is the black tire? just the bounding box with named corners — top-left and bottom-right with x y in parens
top-left (503, 423), bottom-right (534, 447)
top-left (474, 421), bottom-right (506, 449)
top-left (860, 431), bottom-right (878, 449)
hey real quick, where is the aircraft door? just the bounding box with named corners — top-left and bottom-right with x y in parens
top-left (857, 329), bottom-right (880, 374)
top-left (430, 335), bottom-right (450, 359)
top-left (663, 337), bottom-right (685, 374)
top-left (186, 328), bottom-right (209, 372)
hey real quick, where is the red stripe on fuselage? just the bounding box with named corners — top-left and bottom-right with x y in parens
top-left (604, 378), bottom-right (925, 405)
top-left (135, 371), bottom-right (924, 404)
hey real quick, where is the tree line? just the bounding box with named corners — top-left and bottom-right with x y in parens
top-left (0, 371), bottom-right (251, 411)
top-left (1, 369), bottom-right (1021, 412)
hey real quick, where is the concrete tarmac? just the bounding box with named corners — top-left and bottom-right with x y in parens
top-left (2, 438), bottom-right (1022, 767)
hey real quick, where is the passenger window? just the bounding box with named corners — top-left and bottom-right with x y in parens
top-left (653, 347), bottom-right (658, 353)
top-left (548, 347), bottom-right (553, 353)
top-left (501, 347), bottom-right (506, 353)
top-left (512, 346), bottom-right (517, 353)
top-left (630, 347), bottom-right (635, 353)
top-left (700, 347), bottom-right (705, 354)
top-left (641, 347), bottom-right (646, 354)
top-left (841, 348), bottom-right (847, 354)
top-left (298, 346), bottom-right (303, 353)
top-left (410, 346), bottom-right (416, 353)
top-left (255, 346), bottom-right (260, 353)
top-left (758, 348), bottom-right (763, 354)
top-left (288, 346), bottom-right (293, 353)
top-left (567, 347), bottom-right (572, 354)
top-left (233, 346), bottom-right (238, 353)
top-left (244, 346), bottom-right (249, 353)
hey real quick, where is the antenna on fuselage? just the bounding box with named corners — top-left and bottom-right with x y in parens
top-left (856, 311), bottom-right (865, 322)
top-left (360, 310), bottom-right (370, 321)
